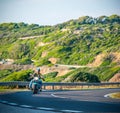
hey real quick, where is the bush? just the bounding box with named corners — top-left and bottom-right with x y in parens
top-left (15, 58), bottom-right (33, 65)
top-left (54, 69), bottom-right (100, 83)
top-left (44, 72), bottom-right (58, 82)
top-left (0, 69), bottom-right (13, 79)
top-left (0, 70), bottom-right (33, 82)
top-left (70, 72), bottom-right (100, 82)
top-left (34, 58), bottom-right (51, 66)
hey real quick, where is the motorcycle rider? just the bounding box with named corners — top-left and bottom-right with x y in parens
top-left (29, 67), bottom-right (44, 91)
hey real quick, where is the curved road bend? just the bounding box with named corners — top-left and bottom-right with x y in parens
top-left (0, 88), bottom-right (120, 113)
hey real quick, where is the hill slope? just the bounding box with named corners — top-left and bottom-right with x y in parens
top-left (0, 14), bottom-right (120, 82)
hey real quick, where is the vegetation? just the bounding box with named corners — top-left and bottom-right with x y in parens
top-left (40, 65), bottom-right (120, 82)
top-left (0, 14), bottom-right (120, 82)
top-left (65, 71), bottom-right (100, 83)
top-left (14, 58), bottom-right (33, 65)
top-left (0, 69), bottom-right (13, 79)
top-left (0, 70), bottom-right (32, 82)
top-left (110, 92), bottom-right (120, 99)
top-left (43, 69), bottom-right (100, 83)
top-left (44, 72), bottom-right (58, 82)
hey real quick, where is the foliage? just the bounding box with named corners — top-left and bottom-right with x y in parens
top-left (0, 15), bottom-right (120, 66)
top-left (59, 69), bottom-right (100, 82)
top-left (43, 69), bottom-right (100, 82)
top-left (0, 69), bottom-right (13, 79)
top-left (0, 15), bottom-right (120, 82)
top-left (34, 58), bottom-right (51, 66)
top-left (44, 72), bottom-right (58, 82)
top-left (0, 70), bottom-right (33, 82)
top-left (93, 66), bottom-right (120, 81)
top-left (69, 72), bottom-right (100, 82)
top-left (70, 66), bottom-right (120, 81)
top-left (14, 58), bottom-right (33, 65)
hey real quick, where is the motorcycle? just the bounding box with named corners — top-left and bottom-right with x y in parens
top-left (32, 82), bottom-right (39, 94)
top-left (29, 77), bottom-right (42, 94)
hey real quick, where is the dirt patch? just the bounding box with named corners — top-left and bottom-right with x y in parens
top-left (87, 53), bottom-right (105, 67)
top-left (19, 35), bottom-right (40, 40)
top-left (37, 42), bottom-right (49, 47)
top-left (87, 52), bottom-right (120, 67)
top-left (109, 73), bottom-right (120, 82)
top-left (41, 51), bottom-right (48, 58)
top-left (48, 58), bottom-right (59, 64)
top-left (57, 69), bottom-right (71, 76)
top-left (110, 52), bottom-right (120, 64)
top-left (0, 64), bottom-right (35, 70)
top-left (40, 66), bottom-right (71, 76)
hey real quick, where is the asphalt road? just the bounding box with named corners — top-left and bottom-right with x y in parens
top-left (0, 88), bottom-right (120, 113)
top-left (0, 103), bottom-right (55, 113)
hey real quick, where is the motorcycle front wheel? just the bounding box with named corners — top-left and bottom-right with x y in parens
top-left (32, 84), bottom-right (38, 94)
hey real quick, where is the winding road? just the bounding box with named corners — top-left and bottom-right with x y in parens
top-left (0, 88), bottom-right (120, 113)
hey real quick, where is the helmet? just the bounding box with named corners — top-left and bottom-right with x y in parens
top-left (36, 67), bottom-right (40, 71)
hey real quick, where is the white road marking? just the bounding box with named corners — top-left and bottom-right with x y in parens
top-left (104, 94), bottom-right (109, 98)
top-left (104, 94), bottom-right (107, 97)
top-left (37, 107), bottom-right (55, 110)
top-left (20, 105), bottom-right (32, 108)
top-left (61, 110), bottom-right (83, 113)
top-left (51, 93), bottom-right (67, 98)
top-left (9, 103), bottom-right (18, 106)
top-left (51, 91), bottom-right (91, 99)
top-left (0, 99), bottom-right (83, 113)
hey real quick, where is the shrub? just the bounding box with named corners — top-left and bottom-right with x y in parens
top-left (0, 69), bottom-right (13, 79)
top-left (14, 58), bottom-right (33, 65)
top-left (34, 58), bottom-right (51, 66)
top-left (44, 72), bottom-right (58, 82)
top-left (0, 70), bottom-right (33, 82)
top-left (69, 71), bottom-right (100, 82)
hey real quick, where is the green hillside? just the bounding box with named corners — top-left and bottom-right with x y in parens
top-left (43, 66), bottom-right (120, 82)
top-left (0, 14), bottom-right (120, 82)
top-left (0, 70), bottom-right (32, 82)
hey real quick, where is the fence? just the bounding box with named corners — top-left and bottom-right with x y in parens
top-left (0, 82), bottom-right (120, 90)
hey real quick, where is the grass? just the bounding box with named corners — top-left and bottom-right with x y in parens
top-left (109, 92), bottom-right (120, 99)
top-left (0, 88), bottom-right (12, 92)
top-left (0, 88), bottom-right (28, 93)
